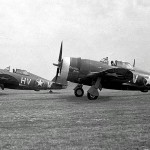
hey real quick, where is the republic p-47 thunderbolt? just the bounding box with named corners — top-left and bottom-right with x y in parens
top-left (53, 42), bottom-right (150, 100)
top-left (0, 67), bottom-right (67, 92)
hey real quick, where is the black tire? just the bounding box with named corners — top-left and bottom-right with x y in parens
top-left (87, 92), bottom-right (98, 100)
top-left (74, 88), bottom-right (84, 97)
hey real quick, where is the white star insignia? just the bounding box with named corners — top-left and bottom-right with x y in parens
top-left (36, 79), bottom-right (44, 87)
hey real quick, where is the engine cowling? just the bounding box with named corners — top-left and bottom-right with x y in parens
top-left (57, 57), bottom-right (82, 84)
top-left (70, 57), bottom-right (81, 70)
top-left (67, 57), bottom-right (81, 83)
top-left (58, 57), bottom-right (70, 85)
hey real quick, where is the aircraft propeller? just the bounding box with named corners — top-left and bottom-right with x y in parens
top-left (53, 41), bottom-right (63, 81)
top-left (133, 59), bottom-right (135, 67)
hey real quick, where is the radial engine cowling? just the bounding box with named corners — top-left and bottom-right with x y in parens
top-left (67, 57), bottom-right (81, 83)
top-left (70, 57), bottom-right (81, 71)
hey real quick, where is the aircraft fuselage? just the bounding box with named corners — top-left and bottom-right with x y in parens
top-left (60, 57), bottom-right (150, 92)
top-left (0, 69), bottom-right (56, 91)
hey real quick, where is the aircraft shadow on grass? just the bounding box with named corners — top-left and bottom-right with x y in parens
top-left (0, 93), bottom-right (9, 96)
top-left (61, 95), bottom-right (112, 103)
top-left (60, 92), bottom-right (150, 103)
top-left (0, 90), bottom-right (62, 95)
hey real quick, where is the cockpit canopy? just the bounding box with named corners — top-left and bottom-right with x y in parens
top-left (100, 57), bottom-right (134, 70)
top-left (114, 60), bottom-right (133, 70)
top-left (14, 69), bottom-right (29, 76)
top-left (100, 57), bottom-right (109, 65)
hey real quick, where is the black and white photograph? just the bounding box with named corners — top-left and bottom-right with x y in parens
top-left (0, 0), bottom-right (150, 149)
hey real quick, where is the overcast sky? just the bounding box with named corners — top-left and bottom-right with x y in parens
top-left (0, 0), bottom-right (150, 80)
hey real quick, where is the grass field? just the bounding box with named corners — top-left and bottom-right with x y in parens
top-left (0, 86), bottom-right (150, 150)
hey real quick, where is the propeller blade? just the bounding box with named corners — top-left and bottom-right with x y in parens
top-left (60, 60), bottom-right (63, 74)
top-left (53, 61), bottom-right (62, 67)
top-left (133, 59), bottom-right (135, 67)
top-left (53, 41), bottom-right (63, 82)
top-left (58, 41), bottom-right (63, 62)
top-left (55, 68), bottom-right (60, 82)
top-left (53, 63), bottom-right (59, 67)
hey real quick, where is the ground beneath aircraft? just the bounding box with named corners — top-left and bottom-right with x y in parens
top-left (0, 86), bottom-right (150, 150)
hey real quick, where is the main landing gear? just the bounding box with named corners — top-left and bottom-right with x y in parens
top-left (87, 92), bottom-right (98, 100)
top-left (87, 77), bottom-right (102, 100)
top-left (74, 78), bottom-right (102, 100)
top-left (74, 84), bottom-right (84, 97)
top-left (74, 85), bottom-right (99, 100)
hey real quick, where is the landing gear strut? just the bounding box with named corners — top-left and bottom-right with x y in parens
top-left (74, 84), bottom-right (84, 97)
top-left (87, 77), bottom-right (102, 100)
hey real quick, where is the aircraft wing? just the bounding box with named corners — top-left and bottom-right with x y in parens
top-left (80, 68), bottom-right (133, 84)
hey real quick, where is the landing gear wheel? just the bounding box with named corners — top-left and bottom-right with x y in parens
top-left (87, 92), bottom-right (98, 100)
top-left (74, 88), bottom-right (84, 97)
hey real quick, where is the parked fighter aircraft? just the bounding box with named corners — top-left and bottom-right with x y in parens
top-left (0, 67), bottom-right (67, 92)
top-left (53, 42), bottom-right (150, 100)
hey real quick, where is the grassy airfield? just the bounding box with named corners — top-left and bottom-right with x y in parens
top-left (0, 84), bottom-right (150, 150)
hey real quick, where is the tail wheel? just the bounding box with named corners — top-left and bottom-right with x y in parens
top-left (74, 88), bottom-right (84, 97)
top-left (87, 92), bottom-right (98, 100)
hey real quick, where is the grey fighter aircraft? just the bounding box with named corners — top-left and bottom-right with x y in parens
top-left (53, 42), bottom-right (150, 100)
top-left (0, 67), bottom-right (67, 92)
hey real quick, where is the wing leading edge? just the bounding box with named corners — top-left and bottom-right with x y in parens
top-left (79, 68), bottom-right (133, 85)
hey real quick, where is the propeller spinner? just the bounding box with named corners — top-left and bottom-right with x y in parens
top-left (53, 42), bottom-right (63, 81)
